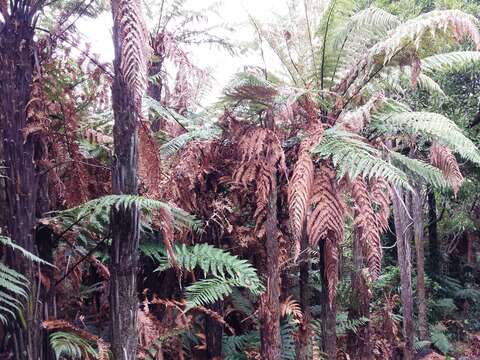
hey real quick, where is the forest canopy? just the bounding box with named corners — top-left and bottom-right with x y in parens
top-left (1, 0), bottom-right (480, 359)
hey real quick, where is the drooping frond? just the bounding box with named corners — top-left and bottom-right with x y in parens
top-left (372, 111), bottom-right (480, 165)
top-left (422, 51), bottom-right (480, 74)
top-left (390, 151), bottom-right (450, 190)
top-left (370, 10), bottom-right (480, 64)
top-left (287, 126), bottom-right (323, 259)
top-left (144, 242), bottom-right (264, 309)
top-left (0, 235), bottom-right (52, 266)
top-left (308, 162), bottom-right (345, 248)
top-left (312, 128), bottom-right (411, 190)
top-left (430, 144), bottom-right (464, 195)
top-left (350, 179), bottom-right (383, 279)
top-left (0, 263), bottom-right (28, 323)
top-left (43, 320), bottom-right (108, 360)
top-left (49, 331), bottom-right (98, 360)
top-left (370, 177), bottom-right (391, 233)
top-left (112, 0), bottom-right (150, 106)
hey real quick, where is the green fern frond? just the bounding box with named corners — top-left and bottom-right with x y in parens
top-left (0, 262), bottom-right (29, 322)
top-left (390, 152), bottom-right (450, 190)
top-left (145, 242), bottom-right (264, 309)
top-left (160, 125), bottom-right (222, 157)
top-left (335, 311), bottom-right (369, 336)
top-left (0, 235), bottom-right (52, 266)
top-left (372, 111), bottom-right (480, 164)
top-left (223, 331), bottom-right (260, 360)
top-left (422, 51), bottom-right (480, 74)
top-left (56, 195), bottom-right (202, 232)
top-left (312, 128), bottom-right (411, 190)
top-left (431, 324), bottom-right (451, 355)
top-left (49, 331), bottom-right (98, 360)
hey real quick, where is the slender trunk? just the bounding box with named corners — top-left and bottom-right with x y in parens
top-left (411, 186), bottom-right (428, 341)
top-left (109, 0), bottom-right (147, 357)
top-left (319, 240), bottom-right (337, 360)
top-left (347, 231), bottom-right (372, 359)
top-left (296, 229), bottom-right (310, 360)
top-left (0, 9), bottom-right (41, 360)
top-left (427, 190), bottom-right (439, 273)
top-left (391, 187), bottom-right (414, 360)
top-left (259, 175), bottom-right (281, 359)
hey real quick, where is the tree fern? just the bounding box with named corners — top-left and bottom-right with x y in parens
top-left (0, 235), bottom-right (52, 266)
top-left (160, 124), bottom-right (222, 157)
top-left (372, 111), bottom-right (480, 164)
top-left (312, 127), bottom-right (411, 190)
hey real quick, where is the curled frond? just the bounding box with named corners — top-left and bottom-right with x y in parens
top-left (430, 144), bottom-right (464, 195)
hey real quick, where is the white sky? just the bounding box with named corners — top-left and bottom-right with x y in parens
top-left (77, 0), bottom-right (286, 104)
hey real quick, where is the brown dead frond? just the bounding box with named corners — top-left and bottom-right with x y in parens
top-left (430, 144), bottom-right (464, 195)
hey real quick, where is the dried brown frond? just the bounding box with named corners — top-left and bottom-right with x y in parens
top-left (138, 120), bottom-right (162, 199)
top-left (370, 178), bottom-right (391, 233)
top-left (288, 125), bottom-right (324, 259)
top-left (307, 162), bottom-right (345, 248)
top-left (111, 0), bottom-right (150, 107)
top-left (430, 144), bottom-right (464, 195)
top-left (324, 237), bottom-right (340, 304)
top-left (280, 295), bottom-right (303, 323)
top-left (336, 349), bottom-right (351, 360)
top-left (339, 93), bottom-right (385, 133)
top-left (350, 179), bottom-right (383, 280)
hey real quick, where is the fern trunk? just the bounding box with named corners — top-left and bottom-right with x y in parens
top-left (319, 237), bottom-right (337, 360)
top-left (392, 187), bottom-right (414, 360)
top-left (296, 229), bottom-right (310, 360)
top-left (0, 7), bottom-right (42, 359)
top-left (427, 189), bottom-right (440, 274)
top-left (259, 175), bottom-right (281, 360)
top-left (347, 231), bottom-right (373, 359)
top-left (411, 186), bottom-right (429, 341)
top-left (109, 0), bottom-right (146, 357)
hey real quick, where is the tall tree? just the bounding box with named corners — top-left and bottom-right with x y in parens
top-left (109, 0), bottom-right (149, 358)
top-left (0, 1), bottom-right (45, 358)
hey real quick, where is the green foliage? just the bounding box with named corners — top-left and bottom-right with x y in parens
top-left (144, 328), bottom-right (187, 360)
top-left (335, 311), bottom-right (370, 336)
top-left (222, 331), bottom-right (260, 360)
top-left (431, 323), bottom-right (452, 354)
top-left (422, 51), bottom-right (480, 74)
top-left (312, 127), bottom-right (411, 190)
top-left (144, 242), bottom-right (264, 309)
top-left (55, 195), bottom-right (202, 232)
top-left (372, 111), bottom-right (480, 164)
top-left (389, 151), bottom-right (450, 190)
top-left (49, 331), bottom-right (98, 360)
top-left (0, 263), bottom-right (28, 323)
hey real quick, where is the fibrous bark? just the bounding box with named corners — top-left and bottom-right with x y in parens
top-left (0, 5), bottom-right (41, 359)
top-left (411, 185), bottom-right (429, 341)
top-left (391, 187), bottom-right (414, 360)
top-left (109, 0), bottom-right (148, 358)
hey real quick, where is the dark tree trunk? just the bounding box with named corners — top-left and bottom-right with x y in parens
top-left (259, 176), bottom-right (281, 360)
top-left (411, 186), bottom-right (429, 341)
top-left (392, 187), bottom-right (414, 360)
top-left (0, 8), bottom-right (41, 360)
top-left (347, 231), bottom-right (373, 360)
top-left (427, 190), bottom-right (439, 273)
top-left (205, 300), bottom-right (224, 359)
top-left (296, 229), bottom-right (310, 360)
top-left (109, 1), bottom-right (144, 358)
top-left (319, 240), bottom-right (337, 360)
